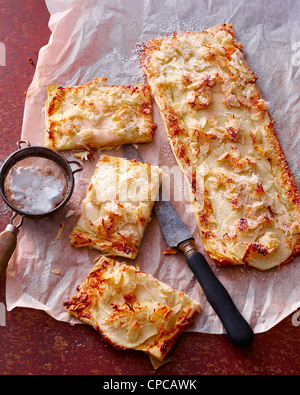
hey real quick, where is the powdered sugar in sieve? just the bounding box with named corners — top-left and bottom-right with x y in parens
top-left (4, 157), bottom-right (68, 215)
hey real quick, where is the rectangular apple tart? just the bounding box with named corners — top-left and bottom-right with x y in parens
top-left (70, 155), bottom-right (162, 259)
top-left (63, 256), bottom-right (200, 361)
top-left (45, 77), bottom-right (156, 150)
top-left (137, 24), bottom-right (300, 270)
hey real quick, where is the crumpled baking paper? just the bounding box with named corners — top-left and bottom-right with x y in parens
top-left (6, 0), bottom-right (300, 334)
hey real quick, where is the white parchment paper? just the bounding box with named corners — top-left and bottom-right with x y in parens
top-left (6, 0), bottom-right (300, 334)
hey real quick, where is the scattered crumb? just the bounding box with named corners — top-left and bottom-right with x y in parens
top-left (74, 151), bottom-right (89, 161)
top-left (93, 254), bottom-right (106, 262)
top-left (51, 269), bottom-right (61, 275)
top-left (149, 355), bottom-right (171, 370)
top-left (28, 57), bottom-right (34, 65)
top-left (66, 209), bottom-right (76, 218)
top-left (97, 145), bottom-right (121, 153)
top-left (56, 222), bottom-right (65, 240)
top-left (163, 247), bottom-right (178, 255)
top-left (73, 148), bottom-right (97, 161)
top-left (195, 282), bottom-right (204, 295)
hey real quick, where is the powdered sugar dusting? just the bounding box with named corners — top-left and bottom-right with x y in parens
top-left (8, 166), bottom-right (65, 215)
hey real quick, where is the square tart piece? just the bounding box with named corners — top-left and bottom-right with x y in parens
top-left (137, 24), bottom-right (300, 270)
top-left (70, 155), bottom-right (162, 259)
top-left (45, 77), bottom-right (156, 150)
top-left (63, 256), bottom-right (200, 361)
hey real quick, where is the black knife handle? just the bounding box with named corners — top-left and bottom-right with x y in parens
top-left (186, 251), bottom-right (254, 348)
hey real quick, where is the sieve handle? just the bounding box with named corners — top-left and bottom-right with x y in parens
top-left (0, 225), bottom-right (19, 278)
top-left (67, 160), bottom-right (83, 174)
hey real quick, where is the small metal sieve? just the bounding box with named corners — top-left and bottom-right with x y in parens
top-left (0, 140), bottom-right (83, 276)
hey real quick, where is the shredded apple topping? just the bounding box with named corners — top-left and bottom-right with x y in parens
top-left (63, 256), bottom-right (200, 361)
top-left (138, 24), bottom-right (300, 270)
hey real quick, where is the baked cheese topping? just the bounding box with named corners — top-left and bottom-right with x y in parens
top-left (138, 24), bottom-right (300, 270)
top-left (70, 155), bottom-right (162, 259)
top-left (45, 77), bottom-right (156, 150)
top-left (63, 256), bottom-right (200, 360)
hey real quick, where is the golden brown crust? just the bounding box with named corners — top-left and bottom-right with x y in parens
top-left (70, 155), bottom-right (162, 259)
top-left (45, 77), bottom-right (156, 150)
top-left (138, 24), bottom-right (300, 270)
top-left (63, 256), bottom-right (200, 360)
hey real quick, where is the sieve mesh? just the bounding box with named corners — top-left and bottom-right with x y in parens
top-left (0, 142), bottom-right (82, 219)
top-left (3, 156), bottom-right (68, 215)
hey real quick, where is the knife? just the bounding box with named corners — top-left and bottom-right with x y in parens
top-left (123, 144), bottom-right (254, 348)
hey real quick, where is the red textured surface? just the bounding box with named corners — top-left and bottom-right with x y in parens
top-left (0, 0), bottom-right (299, 375)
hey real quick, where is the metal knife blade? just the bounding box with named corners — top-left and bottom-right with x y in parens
top-left (122, 144), bottom-right (145, 163)
top-left (153, 190), bottom-right (194, 248)
top-left (122, 144), bottom-right (254, 348)
top-left (122, 144), bottom-right (194, 247)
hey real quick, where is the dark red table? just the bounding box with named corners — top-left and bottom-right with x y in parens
top-left (0, 0), bottom-right (299, 376)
